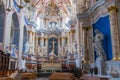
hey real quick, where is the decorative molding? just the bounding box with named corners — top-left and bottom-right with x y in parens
top-left (108, 6), bottom-right (119, 13)
top-left (77, 0), bottom-right (117, 24)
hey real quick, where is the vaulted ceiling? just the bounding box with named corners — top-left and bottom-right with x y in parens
top-left (31, 0), bottom-right (73, 17)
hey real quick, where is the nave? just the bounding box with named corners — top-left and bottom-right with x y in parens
top-left (0, 0), bottom-right (120, 80)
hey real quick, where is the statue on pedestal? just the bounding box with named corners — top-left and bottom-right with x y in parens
top-left (72, 41), bottom-right (77, 54)
top-left (24, 41), bottom-right (30, 54)
top-left (93, 29), bottom-right (107, 75)
top-left (94, 29), bottom-right (106, 61)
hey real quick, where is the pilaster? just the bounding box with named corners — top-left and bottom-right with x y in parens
top-left (108, 5), bottom-right (120, 60)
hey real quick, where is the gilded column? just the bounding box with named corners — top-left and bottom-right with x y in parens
top-left (32, 32), bottom-right (35, 54)
top-left (83, 27), bottom-right (89, 63)
top-left (108, 6), bottom-right (120, 60)
top-left (35, 34), bottom-right (38, 47)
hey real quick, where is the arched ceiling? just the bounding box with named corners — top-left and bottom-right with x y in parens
top-left (32, 0), bottom-right (73, 17)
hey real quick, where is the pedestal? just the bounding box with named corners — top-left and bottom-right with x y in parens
top-left (95, 57), bottom-right (107, 76)
top-left (106, 60), bottom-right (120, 79)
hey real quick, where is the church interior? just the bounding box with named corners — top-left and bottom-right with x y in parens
top-left (0, 0), bottom-right (120, 80)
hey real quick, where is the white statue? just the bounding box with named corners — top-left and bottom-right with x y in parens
top-left (72, 41), bottom-right (77, 53)
top-left (21, 59), bottom-right (26, 71)
top-left (24, 41), bottom-right (30, 54)
top-left (94, 29), bottom-right (106, 61)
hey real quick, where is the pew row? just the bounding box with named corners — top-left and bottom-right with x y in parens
top-left (49, 72), bottom-right (75, 80)
top-left (22, 73), bottom-right (36, 80)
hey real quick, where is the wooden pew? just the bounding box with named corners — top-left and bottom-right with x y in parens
top-left (22, 73), bottom-right (36, 80)
top-left (49, 72), bottom-right (75, 80)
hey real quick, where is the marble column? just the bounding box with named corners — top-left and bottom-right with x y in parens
top-left (32, 32), bottom-right (35, 54)
top-left (67, 32), bottom-right (70, 53)
top-left (45, 38), bottom-right (48, 55)
top-left (28, 30), bottom-right (32, 54)
top-left (41, 37), bottom-right (44, 56)
top-left (35, 34), bottom-right (38, 47)
top-left (83, 27), bottom-right (89, 63)
top-left (62, 37), bottom-right (65, 56)
top-left (58, 38), bottom-right (60, 55)
top-left (70, 31), bottom-right (72, 43)
top-left (87, 27), bottom-right (94, 63)
top-left (108, 6), bottom-right (120, 60)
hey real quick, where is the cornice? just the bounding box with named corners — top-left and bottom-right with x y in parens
top-left (77, 0), bottom-right (116, 24)
top-left (77, 0), bottom-right (107, 21)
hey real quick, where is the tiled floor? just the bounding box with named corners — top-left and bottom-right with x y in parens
top-left (36, 77), bottom-right (48, 80)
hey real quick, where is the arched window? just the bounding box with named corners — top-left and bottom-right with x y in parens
top-left (0, 3), bottom-right (5, 42)
top-left (10, 12), bottom-right (20, 49)
top-left (23, 26), bottom-right (28, 52)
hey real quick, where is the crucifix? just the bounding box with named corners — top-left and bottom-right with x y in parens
top-left (51, 39), bottom-right (56, 53)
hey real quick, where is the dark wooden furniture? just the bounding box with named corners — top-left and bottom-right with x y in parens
top-left (0, 50), bottom-right (10, 77)
top-left (49, 72), bottom-right (75, 80)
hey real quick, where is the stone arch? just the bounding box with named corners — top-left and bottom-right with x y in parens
top-left (10, 12), bottom-right (20, 49)
top-left (0, 3), bottom-right (5, 42)
top-left (23, 25), bottom-right (28, 52)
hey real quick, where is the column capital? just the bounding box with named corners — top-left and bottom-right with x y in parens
top-left (71, 29), bottom-right (75, 33)
top-left (82, 26), bottom-right (92, 31)
top-left (108, 6), bottom-right (119, 13)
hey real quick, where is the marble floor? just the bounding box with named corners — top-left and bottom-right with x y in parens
top-left (36, 77), bottom-right (79, 80)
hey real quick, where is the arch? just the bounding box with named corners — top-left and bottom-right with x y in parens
top-left (0, 3), bottom-right (5, 42)
top-left (23, 25), bottom-right (28, 52)
top-left (10, 12), bottom-right (20, 49)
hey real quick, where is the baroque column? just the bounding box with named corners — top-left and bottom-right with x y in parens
top-left (62, 37), bottom-right (65, 56)
top-left (87, 26), bottom-right (94, 63)
top-left (83, 27), bottom-right (89, 63)
top-left (28, 30), bottom-right (32, 54)
top-left (108, 6), bottom-right (120, 60)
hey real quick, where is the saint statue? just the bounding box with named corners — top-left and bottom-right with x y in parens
top-left (94, 29), bottom-right (106, 61)
top-left (72, 41), bottom-right (77, 53)
top-left (24, 41), bottom-right (30, 54)
top-left (21, 59), bottom-right (26, 71)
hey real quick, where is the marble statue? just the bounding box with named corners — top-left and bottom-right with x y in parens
top-left (24, 41), bottom-right (30, 54)
top-left (21, 59), bottom-right (26, 70)
top-left (93, 29), bottom-right (107, 75)
top-left (72, 41), bottom-right (77, 53)
top-left (94, 29), bottom-right (106, 61)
